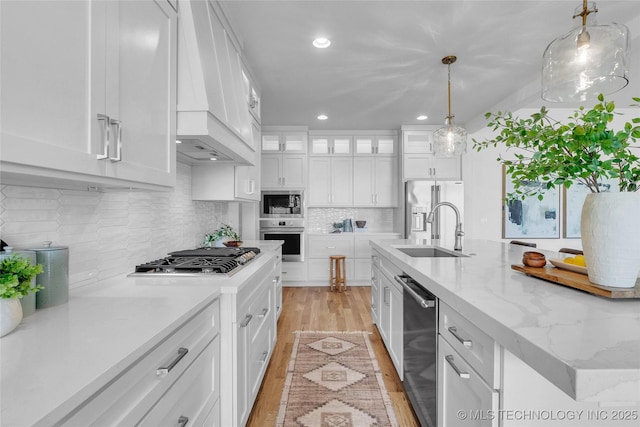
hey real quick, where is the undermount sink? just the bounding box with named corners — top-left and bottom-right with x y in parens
top-left (395, 246), bottom-right (469, 258)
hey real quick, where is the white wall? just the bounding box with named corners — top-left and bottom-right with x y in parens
top-left (463, 105), bottom-right (639, 252)
top-left (0, 162), bottom-right (239, 288)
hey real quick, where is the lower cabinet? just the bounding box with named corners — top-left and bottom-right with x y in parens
top-left (64, 298), bottom-right (221, 426)
top-left (438, 336), bottom-right (499, 427)
top-left (281, 261), bottom-right (308, 282)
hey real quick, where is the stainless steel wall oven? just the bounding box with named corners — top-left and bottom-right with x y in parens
top-left (259, 219), bottom-right (304, 262)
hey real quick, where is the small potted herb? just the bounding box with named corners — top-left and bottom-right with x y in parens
top-left (0, 253), bottom-right (43, 337)
top-left (204, 224), bottom-right (241, 247)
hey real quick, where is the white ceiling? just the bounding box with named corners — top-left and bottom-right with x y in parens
top-left (220, 0), bottom-right (640, 132)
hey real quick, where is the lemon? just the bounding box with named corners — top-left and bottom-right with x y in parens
top-left (564, 257), bottom-right (575, 264)
top-left (572, 255), bottom-right (586, 267)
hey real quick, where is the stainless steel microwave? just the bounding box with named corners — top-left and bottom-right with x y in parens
top-left (260, 190), bottom-right (304, 218)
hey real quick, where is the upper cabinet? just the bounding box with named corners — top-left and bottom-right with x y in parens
top-left (0, 0), bottom-right (177, 190)
top-left (402, 128), bottom-right (461, 180)
top-left (261, 128), bottom-right (308, 154)
top-left (176, 0), bottom-right (257, 166)
top-left (354, 135), bottom-right (397, 156)
top-left (309, 135), bottom-right (352, 156)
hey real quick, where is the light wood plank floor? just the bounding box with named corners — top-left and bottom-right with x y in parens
top-left (247, 286), bottom-right (419, 426)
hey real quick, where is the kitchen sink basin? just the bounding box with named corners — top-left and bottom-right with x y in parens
top-left (395, 246), bottom-right (469, 258)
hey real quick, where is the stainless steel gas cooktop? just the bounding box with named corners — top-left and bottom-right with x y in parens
top-left (129, 247), bottom-right (260, 277)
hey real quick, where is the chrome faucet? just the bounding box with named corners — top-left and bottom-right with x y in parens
top-left (426, 202), bottom-right (464, 251)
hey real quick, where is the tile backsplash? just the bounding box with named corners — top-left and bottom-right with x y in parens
top-left (307, 208), bottom-right (396, 233)
top-left (0, 163), bottom-right (237, 288)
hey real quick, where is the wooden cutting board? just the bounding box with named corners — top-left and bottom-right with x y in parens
top-left (511, 264), bottom-right (640, 299)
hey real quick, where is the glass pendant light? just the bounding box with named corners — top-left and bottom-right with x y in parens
top-left (433, 56), bottom-right (467, 157)
top-left (542, 0), bottom-right (629, 102)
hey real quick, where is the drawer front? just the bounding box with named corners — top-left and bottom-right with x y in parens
top-left (249, 278), bottom-right (274, 344)
top-left (440, 301), bottom-right (498, 388)
top-left (249, 323), bottom-right (273, 403)
top-left (65, 299), bottom-right (220, 425)
top-left (281, 261), bottom-right (308, 281)
top-left (438, 336), bottom-right (499, 427)
top-left (377, 252), bottom-right (403, 285)
top-left (308, 235), bottom-right (354, 258)
top-left (138, 336), bottom-right (220, 427)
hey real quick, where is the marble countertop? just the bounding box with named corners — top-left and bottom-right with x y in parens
top-left (371, 239), bottom-right (640, 403)
top-left (0, 241), bottom-right (282, 426)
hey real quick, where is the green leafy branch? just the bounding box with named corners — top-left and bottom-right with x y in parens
top-left (472, 94), bottom-right (640, 200)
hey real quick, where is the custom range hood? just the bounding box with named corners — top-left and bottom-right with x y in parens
top-left (176, 0), bottom-right (257, 166)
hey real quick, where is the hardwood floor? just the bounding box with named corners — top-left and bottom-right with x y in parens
top-left (246, 286), bottom-right (419, 426)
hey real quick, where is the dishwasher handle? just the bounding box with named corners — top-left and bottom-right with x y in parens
top-left (394, 275), bottom-right (436, 309)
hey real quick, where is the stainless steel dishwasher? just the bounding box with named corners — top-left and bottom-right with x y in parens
top-left (395, 274), bottom-right (438, 427)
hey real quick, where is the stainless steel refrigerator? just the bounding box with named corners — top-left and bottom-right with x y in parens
top-left (405, 180), bottom-right (464, 249)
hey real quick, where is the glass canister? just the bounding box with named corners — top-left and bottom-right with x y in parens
top-left (27, 241), bottom-right (69, 309)
top-left (0, 247), bottom-right (37, 316)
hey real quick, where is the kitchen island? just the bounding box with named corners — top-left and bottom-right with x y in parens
top-left (0, 242), bottom-right (282, 427)
top-left (372, 239), bottom-right (640, 426)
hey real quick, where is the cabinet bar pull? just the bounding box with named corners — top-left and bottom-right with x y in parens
top-left (178, 415), bottom-right (189, 427)
top-left (448, 326), bottom-right (473, 347)
top-left (156, 347), bottom-right (188, 376)
top-left (327, 246), bottom-right (336, 249)
top-left (260, 350), bottom-right (269, 362)
top-left (383, 286), bottom-right (389, 304)
top-left (445, 355), bottom-right (470, 379)
top-left (109, 118), bottom-right (122, 162)
top-left (240, 314), bottom-right (253, 327)
top-left (258, 307), bottom-right (269, 318)
top-left (96, 114), bottom-right (110, 160)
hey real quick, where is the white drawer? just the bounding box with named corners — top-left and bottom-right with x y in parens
top-left (249, 323), bottom-right (273, 401)
top-left (439, 301), bottom-right (499, 388)
top-left (281, 261), bottom-right (307, 281)
top-left (249, 278), bottom-right (274, 344)
top-left (66, 299), bottom-right (220, 425)
top-left (138, 335), bottom-right (220, 427)
top-left (307, 235), bottom-right (354, 258)
top-left (438, 336), bottom-right (499, 427)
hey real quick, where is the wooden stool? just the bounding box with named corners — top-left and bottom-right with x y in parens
top-left (329, 255), bottom-right (347, 292)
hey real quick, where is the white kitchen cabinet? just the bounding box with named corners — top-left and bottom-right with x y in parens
top-left (308, 157), bottom-right (353, 206)
top-left (1, 0), bottom-right (177, 190)
top-left (281, 261), bottom-right (308, 283)
top-left (261, 130), bottom-right (308, 153)
top-left (374, 249), bottom-right (403, 375)
top-left (221, 252), bottom-right (278, 427)
top-left (402, 129), bottom-right (461, 180)
top-left (370, 262), bottom-right (381, 325)
top-left (438, 336), bottom-right (499, 427)
top-left (309, 135), bottom-right (352, 155)
top-left (307, 234), bottom-right (355, 282)
top-left (354, 135), bottom-right (397, 155)
top-left (64, 298), bottom-right (221, 426)
top-left (261, 153), bottom-right (307, 188)
top-left (353, 157), bottom-right (398, 207)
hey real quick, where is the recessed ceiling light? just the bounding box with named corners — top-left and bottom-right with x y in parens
top-left (417, 115), bottom-right (428, 121)
top-left (210, 157), bottom-right (217, 161)
top-left (317, 114), bottom-right (328, 120)
top-left (176, 140), bottom-right (182, 144)
top-left (313, 37), bottom-right (331, 48)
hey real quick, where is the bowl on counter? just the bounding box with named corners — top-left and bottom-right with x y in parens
top-left (223, 241), bottom-right (243, 247)
top-left (522, 251), bottom-right (546, 268)
top-left (355, 220), bottom-right (367, 228)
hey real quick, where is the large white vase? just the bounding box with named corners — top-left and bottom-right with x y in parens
top-left (581, 192), bottom-right (640, 288)
top-left (0, 298), bottom-right (24, 337)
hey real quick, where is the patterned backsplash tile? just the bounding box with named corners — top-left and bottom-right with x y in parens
top-left (307, 208), bottom-right (395, 233)
top-left (0, 162), bottom-right (237, 288)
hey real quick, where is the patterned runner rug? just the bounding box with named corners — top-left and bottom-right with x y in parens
top-left (276, 331), bottom-right (399, 427)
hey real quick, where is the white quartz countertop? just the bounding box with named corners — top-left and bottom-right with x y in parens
top-left (371, 239), bottom-right (640, 403)
top-left (0, 242), bottom-right (282, 426)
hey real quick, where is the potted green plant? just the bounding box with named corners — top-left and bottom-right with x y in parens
top-left (0, 253), bottom-right (43, 337)
top-left (473, 94), bottom-right (640, 288)
top-left (204, 224), bottom-right (241, 247)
